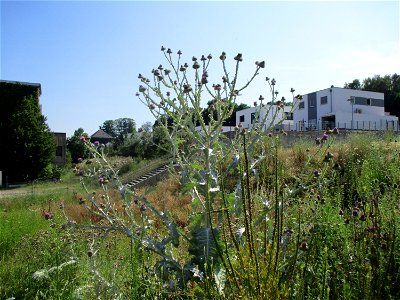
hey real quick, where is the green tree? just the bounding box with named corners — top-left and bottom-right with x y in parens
top-left (0, 82), bottom-right (55, 183)
top-left (66, 128), bottom-right (90, 163)
top-left (100, 118), bottom-right (136, 147)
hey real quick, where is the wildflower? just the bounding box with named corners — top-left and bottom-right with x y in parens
top-left (222, 76), bottom-right (227, 83)
top-left (332, 127), bottom-right (339, 134)
top-left (344, 218), bottom-right (350, 224)
top-left (339, 209), bottom-right (344, 215)
top-left (268, 132), bottom-right (273, 137)
top-left (164, 69), bottom-right (171, 75)
top-left (259, 95), bottom-right (264, 101)
top-left (266, 77), bottom-right (270, 81)
top-left (94, 141), bottom-right (100, 146)
top-left (290, 88), bottom-right (295, 93)
top-left (167, 48), bottom-right (173, 54)
top-left (367, 226), bottom-right (378, 232)
top-left (43, 211), bottom-right (54, 220)
top-left (140, 204), bottom-right (146, 212)
top-left (360, 214), bottom-right (366, 221)
top-left (321, 134), bottom-right (329, 141)
top-left (219, 51), bottom-right (226, 60)
top-left (200, 55), bottom-right (207, 61)
top-left (139, 85), bottom-right (146, 92)
top-left (179, 65), bottom-right (186, 72)
top-left (149, 103), bottom-right (156, 110)
top-left (315, 137), bottom-right (321, 145)
top-left (313, 170), bottom-right (320, 177)
top-left (79, 197), bottom-right (85, 205)
top-left (177, 50), bottom-right (182, 55)
top-left (193, 61), bottom-right (200, 69)
top-left (161, 46), bottom-right (166, 51)
top-left (78, 157), bottom-right (83, 163)
top-left (207, 54), bottom-right (212, 59)
top-left (271, 78), bottom-right (276, 86)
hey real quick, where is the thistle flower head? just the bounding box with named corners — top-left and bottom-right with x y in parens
top-left (207, 54), bottom-right (212, 59)
top-left (219, 51), bottom-right (226, 60)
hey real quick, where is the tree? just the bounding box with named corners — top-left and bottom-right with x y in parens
top-left (0, 82), bottom-right (55, 183)
top-left (344, 79), bottom-right (361, 90)
top-left (100, 118), bottom-right (136, 147)
top-left (67, 128), bottom-right (90, 163)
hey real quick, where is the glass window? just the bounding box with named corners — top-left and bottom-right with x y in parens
top-left (320, 96), bottom-right (328, 105)
top-left (299, 102), bottom-right (305, 109)
top-left (239, 115), bottom-right (245, 122)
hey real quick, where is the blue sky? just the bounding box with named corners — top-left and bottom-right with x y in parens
top-left (1, 1), bottom-right (399, 137)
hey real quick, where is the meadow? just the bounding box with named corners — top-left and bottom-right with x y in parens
top-left (0, 132), bottom-right (399, 299)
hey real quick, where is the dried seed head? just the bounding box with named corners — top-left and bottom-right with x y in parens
top-left (149, 103), bottom-right (156, 110)
top-left (167, 48), bottom-right (172, 54)
top-left (193, 61), bottom-right (200, 69)
top-left (207, 54), bottom-right (212, 59)
top-left (290, 87), bottom-right (295, 93)
top-left (177, 50), bottom-right (182, 55)
top-left (222, 76), bottom-right (227, 83)
top-left (213, 84), bottom-right (222, 91)
top-left (139, 85), bottom-right (146, 92)
top-left (200, 55), bottom-right (207, 61)
top-left (255, 61), bottom-right (265, 68)
top-left (234, 53), bottom-right (243, 61)
top-left (179, 65), bottom-right (186, 72)
top-left (164, 69), bottom-right (171, 75)
top-left (183, 84), bottom-right (192, 93)
top-left (161, 46), bottom-right (166, 51)
top-left (271, 78), bottom-right (276, 85)
top-left (192, 56), bottom-right (197, 61)
top-left (266, 77), bottom-right (270, 81)
top-left (158, 64), bottom-right (163, 70)
top-left (259, 95), bottom-right (264, 101)
top-left (219, 52), bottom-right (226, 60)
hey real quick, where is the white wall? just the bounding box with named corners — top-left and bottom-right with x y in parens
top-left (236, 105), bottom-right (294, 131)
top-left (293, 87), bottom-right (399, 131)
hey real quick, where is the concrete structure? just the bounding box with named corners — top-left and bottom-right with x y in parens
top-left (293, 87), bottom-right (399, 131)
top-left (53, 132), bottom-right (66, 166)
top-left (235, 104), bottom-right (294, 131)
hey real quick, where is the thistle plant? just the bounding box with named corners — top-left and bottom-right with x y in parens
top-left (61, 47), bottom-right (299, 298)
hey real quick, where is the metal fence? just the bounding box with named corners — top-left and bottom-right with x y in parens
top-left (276, 120), bottom-right (400, 132)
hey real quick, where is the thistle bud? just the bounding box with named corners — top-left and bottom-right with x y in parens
top-left (200, 55), bottom-right (207, 61)
top-left (139, 85), bottom-right (146, 92)
top-left (164, 69), bottom-right (171, 75)
top-left (177, 50), bottom-right (182, 55)
top-left (219, 51), bottom-right (226, 60)
top-left (158, 64), bottom-right (163, 70)
top-left (213, 84), bottom-right (222, 91)
top-left (192, 56), bottom-right (197, 61)
top-left (193, 61), bottom-right (200, 69)
top-left (180, 65), bottom-right (186, 72)
top-left (266, 77), bottom-right (270, 81)
top-left (183, 84), bottom-right (192, 93)
top-left (290, 88), bottom-right (295, 93)
top-left (255, 61), bottom-right (265, 68)
top-left (161, 46), bottom-right (166, 51)
top-left (234, 53), bottom-right (243, 61)
top-left (259, 95), bottom-right (264, 101)
top-left (271, 78), bottom-right (276, 85)
top-left (207, 54), bottom-right (212, 59)
top-left (167, 48), bottom-right (172, 54)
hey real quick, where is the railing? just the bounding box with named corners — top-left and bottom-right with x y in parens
top-left (284, 120), bottom-right (400, 132)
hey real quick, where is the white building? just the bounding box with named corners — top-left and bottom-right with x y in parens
top-left (235, 104), bottom-right (294, 131)
top-left (293, 87), bottom-right (399, 131)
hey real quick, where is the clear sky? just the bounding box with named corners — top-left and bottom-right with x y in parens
top-left (1, 0), bottom-right (399, 138)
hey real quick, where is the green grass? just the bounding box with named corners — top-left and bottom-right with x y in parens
top-left (1, 138), bottom-right (399, 299)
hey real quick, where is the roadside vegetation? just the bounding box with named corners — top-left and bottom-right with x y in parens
top-left (1, 49), bottom-right (399, 299)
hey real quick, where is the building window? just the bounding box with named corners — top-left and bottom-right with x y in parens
top-left (366, 98), bottom-right (371, 105)
top-left (239, 115), bottom-right (245, 122)
top-left (298, 102), bottom-right (305, 109)
top-left (251, 112), bottom-right (256, 124)
top-left (320, 96), bottom-right (328, 105)
top-left (285, 112), bottom-right (293, 120)
top-left (309, 98), bottom-right (316, 107)
top-left (56, 146), bottom-right (63, 157)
